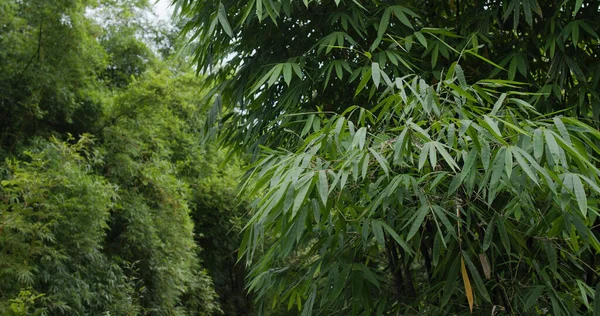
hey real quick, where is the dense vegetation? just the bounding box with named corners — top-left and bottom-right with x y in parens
top-left (176, 0), bottom-right (600, 314)
top-left (5, 0), bottom-right (600, 315)
top-left (0, 0), bottom-right (250, 315)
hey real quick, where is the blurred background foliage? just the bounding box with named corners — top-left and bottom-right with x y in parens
top-left (0, 0), bottom-right (253, 314)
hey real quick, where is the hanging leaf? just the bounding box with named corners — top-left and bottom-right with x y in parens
top-left (461, 257), bottom-right (474, 313)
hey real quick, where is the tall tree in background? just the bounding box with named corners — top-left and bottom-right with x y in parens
top-left (177, 0), bottom-right (600, 314)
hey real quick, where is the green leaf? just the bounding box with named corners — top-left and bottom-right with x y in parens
top-left (407, 205), bottom-right (428, 241)
top-left (543, 240), bottom-right (557, 273)
top-left (378, 8), bottom-right (390, 38)
top-left (292, 63), bottom-right (303, 78)
top-left (369, 147), bottom-right (390, 177)
top-left (372, 219), bottom-right (385, 249)
top-left (371, 62), bottom-right (381, 88)
top-left (355, 68), bottom-right (372, 97)
top-left (553, 117), bottom-right (572, 145)
top-left (483, 115), bottom-right (503, 140)
top-left (462, 250), bottom-right (492, 303)
top-left (317, 171), bottom-right (328, 206)
top-left (481, 139), bottom-right (491, 171)
top-left (544, 129), bottom-right (561, 164)
top-left (577, 280), bottom-right (591, 309)
top-left (455, 64), bottom-right (467, 87)
top-left (441, 256), bottom-right (461, 306)
top-left (283, 63), bottom-right (293, 86)
top-left (414, 31), bottom-right (427, 48)
top-left (572, 174), bottom-right (587, 216)
top-left (533, 128), bottom-right (544, 160)
top-left (574, 0), bottom-right (584, 15)
top-left (380, 221), bottom-right (414, 255)
top-left (393, 127), bottom-right (409, 164)
top-left (428, 141), bottom-right (437, 169)
top-left (391, 6), bottom-right (413, 28)
top-left (524, 286), bottom-right (545, 310)
top-left (460, 149), bottom-right (478, 182)
top-left (505, 146), bottom-right (513, 179)
top-left (419, 142), bottom-right (431, 170)
top-left (497, 218), bottom-right (511, 253)
top-left (513, 148), bottom-right (538, 185)
top-left (491, 93), bottom-right (507, 116)
top-left (483, 214), bottom-right (496, 251)
top-left (523, 0), bottom-right (533, 26)
top-left (218, 2), bottom-right (234, 37)
top-left (267, 64), bottom-right (283, 87)
top-left (434, 142), bottom-right (459, 171)
top-left (352, 127), bottom-right (367, 150)
top-left (354, 263), bottom-right (380, 288)
top-left (431, 205), bottom-right (457, 239)
top-left (293, 174), bottom-right (312, 216)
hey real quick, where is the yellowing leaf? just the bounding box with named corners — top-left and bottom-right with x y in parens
top-left (461, 257), bottom-right (474, 313)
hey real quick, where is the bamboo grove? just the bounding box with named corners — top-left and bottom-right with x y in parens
top-left (175, 0), bottom-right (600, 314)
top-left (0, 1), bottom-right (251, 315)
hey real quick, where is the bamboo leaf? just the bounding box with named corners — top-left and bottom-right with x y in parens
top-left (435, 142), bottom-right (459, 171)
top-left (378, 8), bottom-right (391, 38)
top-left (414, 31), bottom-right (427, 48)
top-left (442, 256), bottom-right (461, 306)
top-left (505, 146), bottom-right (513, 179)
top-left (513, 148), bottom-right (538, 185)
top-left (218, 2), bottom-right (234, 37)
top-left (355, 68), bottom-right (372, 97)
top-left (283, 63), bottom-right (293, 86)
top-left (572, 174), bottom-right (587, 216)
top-left (483, 214), bottom-right (496, 251)
top-left (478, 254), bottom-right (491, 280)
top-left (418, 142), bottom-right (431, 170)
top-left (461, 257), bottom-right (474, 313)
top-left (380, 221), bottom-right (414, 255)
top-left (544, 129), bottom-right (561, 164)
top-left (293, 174), bottom-right (313, 216)
top-left (407, 205), bottom-right (428, 241)
top-left (524, 286), bottom-right (545, 310)
top-left (462, 251), bottom-right (491, 303)
top-left (491, 93), bottom-right (507, 116)
top-left (533, 128), bottom-right (544, 160)
top-left (574, 0), bottom-right (584, 15)
top-left (372, 220), bottom-right (385, 249)
top-left (371, 62), bottom-right (381, 88)
top-left (369, 147), bottom-right (390, 177)
top-left (317, 170), bottom-right (328, 206)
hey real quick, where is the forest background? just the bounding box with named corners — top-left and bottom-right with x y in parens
top-left (0, 0), bottom-right (253, 315)
top-left (5, 0), bottom-right (600, 315)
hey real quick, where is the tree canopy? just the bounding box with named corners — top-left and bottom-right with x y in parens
top-left (175, 0), bottom-right (600, 314)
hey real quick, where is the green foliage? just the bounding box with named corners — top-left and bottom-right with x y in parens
top-left (240, 71), bottom-right (600, 314)
top-left (177, 0), bottom-right (600, 151)
top-left (0, 0), bottom-right (248, 314)
top-left (0, 137), bottom-right (136, 315)
top-left (0, 69), bottom-right (228, 315)
top-left (100, 68), bottom-right (222, 315)
top-left (175, 0), bottom-right (600, 314)
top-left (7, 288), bottom-right (46, 316)
top-left (0, 0), bottom-right (108, 150)
top-left (186, 147), bottom-right (252, 315)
